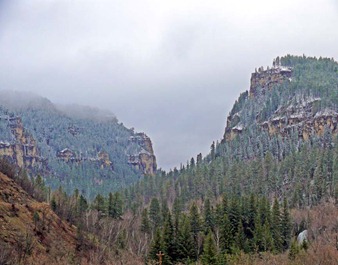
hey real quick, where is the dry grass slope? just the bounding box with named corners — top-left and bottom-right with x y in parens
top-left (0, 172), bottom-right (78, 264)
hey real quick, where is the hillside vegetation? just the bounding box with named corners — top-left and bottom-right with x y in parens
top-left (0, 91), bottom-right (157, 199)
top-left (1, 55), bottom-right (338, 264)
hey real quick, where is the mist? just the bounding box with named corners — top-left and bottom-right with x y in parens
top-left (0, 0), bottom-right (338, 169)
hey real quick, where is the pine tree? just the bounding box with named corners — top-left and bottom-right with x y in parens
top-left (288, 240), bottom-right (299, 260)
top-left (149, 229), bottom-right (163, 261)
top-left (149, 198), bottom-right (161, 228)
top-left (271, 198), bottom-right (283, 253)
top-left (210, 141), bottom-right (216, 161)
top-left (228, 197), bottom-right (241, 239)
top-left (220, 213), bottom-right (233, 253)
top-left (108, 192), bottom-right (114, 217)
top-left (93, 194), bottom-right (105, 215)
top-left (162, 212), bottom-right (178, 264)
top-left (253, 212), bottom-right (263, 252)
top-left (141, 208), bottom-right (151, 234)
top-left (172, 197), bottom-right (182, 232)
top-left (203, 198), bottom-right (215, 234)
top-left (108, 192), bottom-right (123, 219)
top-left (281, 197), bottom-right (292, 250)
top-left (176, 215), bottom-right (196, 262)
top-left (189, 202), bottom-right (201, 260)
top-left (201, 230), bottom-right (218, 265)
top-left (78, 195), bottom-right (88, 213)
top-left (236, 222), bottom-right (248, 253)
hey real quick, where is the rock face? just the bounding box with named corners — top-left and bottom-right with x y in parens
top-left (224, 57), bottom-right (338, 142)
top-left (260, 97), bottom-right (338, 140)
top-left (128, 133), bottom-right (157, 176)
top-left (297, 230), bottom-right (308, 245)
top-left (0, 91), bottom-right (158, 197)
top-left (223, 91), bottom-right (248, 141)
top-left (56, 148), bottom-right (113, 169)
top-left (250, 64), bottom-right (292, 98)
top-left (0, 116), bottom-right (41, 168)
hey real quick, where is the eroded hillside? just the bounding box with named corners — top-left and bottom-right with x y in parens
top-left (0, 172), bottom-right (78, 264)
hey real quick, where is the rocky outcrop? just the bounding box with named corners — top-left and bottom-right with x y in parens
top-left (224, 57), bottom-right (293, 141)
top-left (97, 151), bottom-right (113, 169)
top-left (128, 133), bottom-right (157, 176)
top-left (297, 230), bottom-right (308, 245)
top-left (260, 95), bottom-right (338, 139)
top-left (250, 64), bottom-right (292, 98)
top-left (57, 148), bottom-right (76, 162)
top-left (0, 116), bottom-right (41, 168)
top-left (57, 148), bottom-right (113, 169)
top-left (224, 60), bottom-right (293, 141)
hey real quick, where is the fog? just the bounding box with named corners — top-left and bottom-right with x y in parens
top-left (0, 0), bottom-right (337, 169)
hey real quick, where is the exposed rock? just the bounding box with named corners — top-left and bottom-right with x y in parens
top-left (223, 58), bottom-right (338, 142)
top-left (128, 133), bottom-right (157, 176)
top-left (0, 116), bottom-right (41, 168)
top-left (250, 65), bottom-right (292, 98)
top-left (97, 151), bottom-right (113, 169)
top-left (297, 230), bottom-right (308, 245)
top-left (57, 148), bottom-right (114, 169)
top-left (57, 148), bottom-right (76, 162)
top-left (260, 95), bottom-right (338, 139)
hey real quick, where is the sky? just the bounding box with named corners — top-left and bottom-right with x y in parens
top-left (0, 0), bottom-right (338, 170)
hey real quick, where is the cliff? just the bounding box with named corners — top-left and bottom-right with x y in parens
top-left (128, 133), bottom-right (157, 176)
top-left (224, 56), bottom-right (338, 142)
top-left (260, 96), bottom-right (338, 140)
top-left (0, 91), bottom-right (158, 197)
top-left (250, 64), bottom-right (292, 98)
top-left (0, 116), bottom-right (41, 168)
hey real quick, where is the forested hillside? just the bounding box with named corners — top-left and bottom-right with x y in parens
top-left (0, 92), bottom-right (157, 199)
top-left (128, 55), bottom-right (338, 209)
top-left (1, 55), bottom-right (338, 264)
top-left (118, 55), bottom-right (338, 264)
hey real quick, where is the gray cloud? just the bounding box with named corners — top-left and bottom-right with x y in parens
top-left (0, 0), bottom-right (338, 170)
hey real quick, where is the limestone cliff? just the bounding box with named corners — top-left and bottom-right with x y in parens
top-left (0, 91), bottom-right (158, 197)
top-left (223, 56), bottom-right (338, 143)
top-left (249, 60), bottom-right (292, 98)
top-left (0, 116), bottom-right (41, 168)
top-left (260, 97), bottom-right (338, 140)
top-left (128, 133), bottom-right (157, 176)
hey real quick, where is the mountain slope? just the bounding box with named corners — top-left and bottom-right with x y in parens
top-left (125, 55), bottom-right (338, 209)
top-left (118, 55), bottom-right (338, 264)
top-left (0, 171), bottom-right (78, 264)
top-left (0, 91), bottom-right (157, 198)
top-left (224, 55), bottom-right (338, 145)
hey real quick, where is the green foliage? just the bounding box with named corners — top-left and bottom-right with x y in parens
top-left (148, 229), bottom-right (163, 261)
top-left (220, 213), bottom-right (233, 253)
top-left (149, 197), bottom-right (161, 228)
top-left (147, 195), bottom-right (291, 263)
top-left (176, 215), bottom-right (196, 262)
top-left (288, 240), bottom-right (300, 260)
top-left (203, 199), bottom-right (215, 234)
top-left (281, 197), bottom-right (292, 250)
top-left (0, 102), bottom-right (149, 200)
top-left (189, 202), bottom-right (201, 259)
top-left (140, 208), bottom-right (151, 234)
top-left (201, 230), bottom-right (218, 265)
top-left (272, 198), bottom-right (283, 253)
top-left (108, 192), bottom-right (123, 219)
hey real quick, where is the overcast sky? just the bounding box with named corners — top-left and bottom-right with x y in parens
top-left (0, 0), bottom-right (338, 170)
